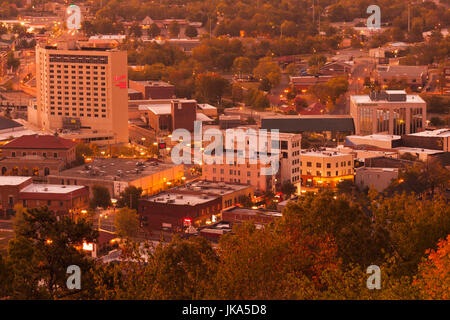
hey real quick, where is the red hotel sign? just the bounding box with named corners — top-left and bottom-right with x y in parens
top-left (113, 75), bottom-right (127, 89)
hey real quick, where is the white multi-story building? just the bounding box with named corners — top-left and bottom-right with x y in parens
top-left (350, 90), bottom-right (426, 136)
top-left (201, 127), bottom-right (302, 193)
top-left (31, 41), bottom-right (129, 144)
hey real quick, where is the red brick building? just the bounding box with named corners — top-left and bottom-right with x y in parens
top-left (171, 99), bottom-right (197, 132)
top-left (0, 176), bottom-right (31, 217)
top-left (0, 176), bottom-right (89, 218)
top-left (128, 80), bottom-right (175, 100)
top-left (19, 184), bottom-right (89, 217)
top-left (138, 191), bottom-right (222, 232)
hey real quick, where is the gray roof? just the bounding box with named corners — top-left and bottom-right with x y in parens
top-left (261, 116), bottom-right (355, 133)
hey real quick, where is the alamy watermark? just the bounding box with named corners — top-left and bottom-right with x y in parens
top-left (367, 5), bottom-right (381, 30)
top-left (66, 265), bottom-right (81, 290)
top-left (366, 265), bottom-right (381, 290)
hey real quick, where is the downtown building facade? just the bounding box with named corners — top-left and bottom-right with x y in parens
top-left (299, 149), bottom-right (354, 192)
top-left (31, 41), bottom-right (129, 144)
top-left (201, 127), bottom-right (302, 193)
top-left (350, 90), bottom-right (426, 136)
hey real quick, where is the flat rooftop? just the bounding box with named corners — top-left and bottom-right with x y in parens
top-left (394, 147), bottom-right (445, 155)
top-left (0, 176), bottom-right (31, 186)
top-left (139, 104), bottom-right (171, 115)
top-left (20, 184), bottom-right (85, 194)
top-left (407, 129), bottom-right (450, 138)
top-left (351, 94), bottom-right (425, 104)
top-left (131, 80), bottom-right (173, 87)
top-left (224, 207), bottom-right (282, 217)
top-left (261, 116), bottom-right (355, 133)
top-left (175, 180), bottom-right (252, 196)
top-left (356, 167), bottom-right (398, 173)
top-left (145, 192), bottom-right (219, 206)
top-left (346, 134), bottom-right (402, 141)
top-left (51, 158), bottom-right (182, 182)
top-left (300, 150), bottom-right (350, 157)
top-left (197, 104), bottom-right (217, 110)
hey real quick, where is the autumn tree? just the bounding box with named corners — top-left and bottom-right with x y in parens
top-left (414, 235), bottom-right (450, 300)
top-left (372, 193), bottom-right (450, 276)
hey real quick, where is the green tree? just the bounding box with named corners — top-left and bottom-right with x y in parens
top-left (231, 83), bottom-right (244, 104)
top-left (148, 23), bottom-right (160, 38)
top-left (216, 221), bottom-right (339, 299)
top-left (282, 192), bottom-right (389, 266)
top-left (232, 56), bottom-right (252, 77)
top-left (281, 181), bottom-right (296, 198)
top-left (168, 21), bottom-right (180, 38)
top-left (117, 186), bottom-right (143, 210)
top-left (253, 57), bottom-right (281, 88)
top-left (372, 193), bottom-right (450, 276)
top-left (280, 20), bottom-right (298, 38)
top-left (308, 54), bottom-right (327, 68)
top-left (6, 207), bottom-right (98, 299)
top-left (185, 25), bottom-right (198, 38)
top-left (6, 51), bottom-right (19, 71)
top-left (90, 185), bottom-right (112, 209)
top-left (114, 207), bottom-right (140, 240)
top-left (195, 73), bottom-right (230, 105)
top-left (128, 22), bottom-right (142, 37)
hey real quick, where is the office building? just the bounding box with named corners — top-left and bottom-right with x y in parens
top-left (350, 90), bottom-right (426, 136)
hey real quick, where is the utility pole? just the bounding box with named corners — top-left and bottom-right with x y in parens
top-left (312, 0), bottom-right (315, 29)
top-left (408, 3), bottom-right (411, 33)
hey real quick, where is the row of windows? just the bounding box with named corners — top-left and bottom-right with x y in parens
top-left (50, 107), bottom-right (106, 112)
top-left (49, 77), bottom-right (106, 82)
top-left (303, 169), bottom-right (353, 177)
top-left (50, 112), bottom-right (106, 118)
top-left (23, 199), bottom-right (65, 207)
top-left (49, 54), bottom-right (108, 64)
top-left (304, 160), bottom-right (352, 168)
top-left (210, 167), bottom-right (262, 178)
top-left (212, 176), bottom-right (251, 185)
top-left (11, 151), bottom-right (58, 158)
top-left (51, 64), bottom-right (105, 69)
top-left (49, 91), bottom-right (106, 97)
